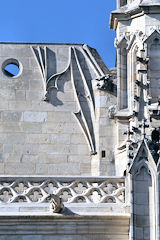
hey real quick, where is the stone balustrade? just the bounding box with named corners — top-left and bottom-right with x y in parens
top-left (0, 176), bottom-right (125, 204)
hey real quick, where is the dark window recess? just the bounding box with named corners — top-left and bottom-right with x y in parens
top-left (120, 0), bottom-right (127, 7)
top-left (102, 151), bottom-right (106, 158)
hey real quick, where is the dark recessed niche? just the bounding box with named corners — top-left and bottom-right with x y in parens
top-left (120, 0), bottom-right (127, 7)
top-left (101, 150), bottom-right (106, 158)
top-left (2, 59), bottom-right (22, 78)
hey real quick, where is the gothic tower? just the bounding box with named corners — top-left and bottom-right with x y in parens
top-left (110, 1), bottom-right (160, 239)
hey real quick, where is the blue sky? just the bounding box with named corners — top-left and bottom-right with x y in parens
top-left (0, 0), bottom-right (116, 68)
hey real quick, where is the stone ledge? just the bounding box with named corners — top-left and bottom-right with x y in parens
top-left (0, 202), bottom-right (130, 216)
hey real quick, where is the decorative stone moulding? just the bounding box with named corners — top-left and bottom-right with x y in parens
top-left (0, 176), bottom-right (125, 204)
top-left (31, 44), bottom-right (110, 155)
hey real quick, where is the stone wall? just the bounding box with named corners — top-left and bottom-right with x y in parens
top-left (0, 43), bottom-right (116, 176)
top-left (0, 43), bottom-right (92, 176)
top-left (0, 216), bottom-right (130, 240)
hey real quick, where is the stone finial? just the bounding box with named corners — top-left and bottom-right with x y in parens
top-left (123, 126), bottom-right (134, 141)
top-left (139, 119), bottom-right (150, 138)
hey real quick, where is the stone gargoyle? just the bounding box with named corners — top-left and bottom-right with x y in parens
top-left (48, 194), bottom-right (64, 213)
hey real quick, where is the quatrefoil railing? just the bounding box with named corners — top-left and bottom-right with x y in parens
top-left (0, 176), bottom-right (125, 204)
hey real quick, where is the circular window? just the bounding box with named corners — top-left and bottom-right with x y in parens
top-left (2, 59), bottom-right (22, 78)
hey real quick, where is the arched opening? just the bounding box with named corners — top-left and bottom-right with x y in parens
top-left (149, 38), bottom-right (160, 103)
top-left (133, 166), bottom-right (155, 240)
top-left (120, 47), bottom-right (128, 109)
top-left (2, 59), bottom-right (22, 78)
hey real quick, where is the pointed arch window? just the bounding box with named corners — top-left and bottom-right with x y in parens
top-left (149, 38), bottom-right (160, 103)
top-left (145, 31), bottom-right (160, 105)
top-left (117, 39), bottom-right (128, 109)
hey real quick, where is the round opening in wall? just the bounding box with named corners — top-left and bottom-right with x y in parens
top-left (2, 59), bottom-right (22, 78)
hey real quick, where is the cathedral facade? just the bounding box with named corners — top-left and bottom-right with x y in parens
top-left (0, 0), bottom-right (159, 239)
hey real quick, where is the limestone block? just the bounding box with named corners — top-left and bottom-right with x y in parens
top-left (0, 153), bottom-right (9, 163)
top-left (0, 144), bottom-right (3, 154)
top-left (0, 45), bottom-right (33, 57)
top-left (9, 101), bottom-right (32, 111)
top-left (50, 134), bottom-right (70, 144)
top-left (24, 112), bottom-right (47, 122)
top-left (57, 47), bottom-right (70, 60)
top-left (69, 144), bottom-right (89, 155)
top-left (5, 133), bottom-right (26, 144)
top-left (6, 153), bottom-right (21, 163)
top-left (29, 80), bottom-right (43, 90)
top-left (27, 134), bottom-right (51, 144)
top-left (100, 137), bottom-right (115, 147)
top-left (15, 90), bottom-right (26, 100)
top-left (0, 89), bottom-right (15, 100)
top-left (68, 155), bottom-right (91, 163)
top-left (99, 118), bottom-right (108, 126)
top-left (14, 144), bottom-right (38, 155)
top-left (22, 69), bottom-right (42, 80)
top-left (17, 57), bottom-right (29, 68)
top-left (97, 108), bottom-right (107, 117)
top-left (31, 101), bottom-right (54, 112)
top-left (26, 91), bottom-right (43, 100)
top-left (99, 127), bottom-right (107, 137)
top-left (29, 57), bottom-right (39, 69)
top-left (4, 163), bottom-right (35, 174)
top-left (36, 164), bottom-right (48, 174)
top-left (3, 144), bottom-right (13, 154)
top-left (0, 101), bottom-right (8, 110)
top-left (47, 111), bottom-right (73, 122)
top-left (70, 134), bottom-right (86, 144)
top-left (42, 123), bottom-right (80, 134)
top-left (2, 111), bottom-right (22, 122)
top-left (80, 163), bottom-right (91, 174)
top-left (0, 122), bottom-right (21, 133)
top-left (22, 154), bottom-right (38, 163)
top-left (21, 122), bottom-right (42, 133)
top-left (39, 153), bottom-right (68, 164)
top-left (0, 163), bottom-right (4, 173)
top-left (42, 123), bottom-right (62, 134)
top-left (0, 78), bottom-right (29, 91)
top-left (39, 144), bottom-right (71, 154)
top-left (48, 163), bottom-right (80, 175)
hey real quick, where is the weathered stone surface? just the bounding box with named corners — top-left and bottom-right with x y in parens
top-left (24, 112), bottom-right (47, 122)
top-left (0, 43), bottom-right (116, 177)
top-left (4, 163), bottom-right (35, 174)
top-left (2, 111), bottom-right (22, 122)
